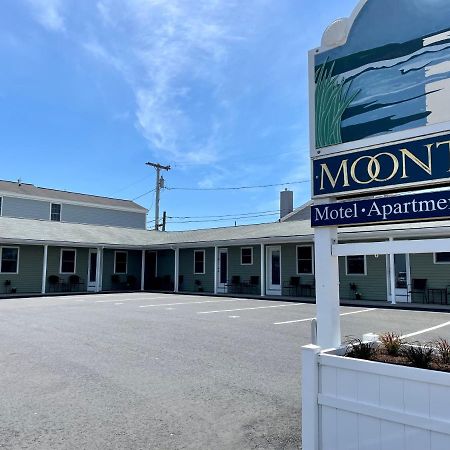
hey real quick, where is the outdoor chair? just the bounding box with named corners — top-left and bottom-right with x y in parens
top-left (248, 276), bottom-right (260, 294)
top-left (284, 276), bottom-right (300, 296)
top-left (227, 276), bottom-right (242, 294)
top-left (48, 275), bottom-right (61, 292)
top-left (300, 280), bottom-right (315, 298)
top-left (126, 275), bottom-right (138, 290)
top-left (409, 278), bottom-right (427, 303)
top-left (68, 275), bottom-right (83, 292)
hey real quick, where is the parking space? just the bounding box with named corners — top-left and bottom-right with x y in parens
top-left (1, 292), bottom-right (450, 449)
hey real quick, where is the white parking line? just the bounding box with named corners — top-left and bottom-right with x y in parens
top-left (274, 308), bottom-right (375, 325)
top-left (197, 303), bottom-right (305, 315)
top-left (115, 302), bottom-right (124, 305)
top-left (139, 298), bottom-right (250, 308)
top-left (96, 296), bottom-right (168, 303)
top-left (401, 321), bottom-right (450, 339)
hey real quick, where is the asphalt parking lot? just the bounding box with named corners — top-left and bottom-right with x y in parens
top-left (1, 293), bottom-right (450, 450)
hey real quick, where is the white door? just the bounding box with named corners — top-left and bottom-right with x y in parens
top-left (394, 254), bottom-right (410, 303)
top-left (217, 249), bottom-right (228, 293)
top-left (87, 249), bottom-right (98, 292)
top-left (266, 246), bottom-right (282, 296)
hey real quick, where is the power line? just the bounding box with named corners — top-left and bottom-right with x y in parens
top-left (168, 212), bottom-right (279, 224)
top-left (110, 175), bottom-right (151, 196)
top-left (166, 180), bottom-right (309, 191)
top-left (168, 209), bottom-right (280, 219)
top-left (132, 188), bottom-right (156, 201)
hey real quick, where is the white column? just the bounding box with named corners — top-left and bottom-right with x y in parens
top-left (41, 245), bottom-right (48, 294)
top-left (95, 247), bottom-right (102, 293)
top-left (302, 344), bottom-right (320, 450)
top-left (141, 250), bottom-right (145, 291)
top-left (389, 238), bottom-right (396, 304)
top-left (214, 246), bottom-right (218, 294)
top-left (99, 248), bottom-right (104, 291)
top-left (174, 247), bottom-right (179, 293)
top-left (260, 243), bottom-right (265, 297)
top-left (315, 225), bottom-right (341, 349)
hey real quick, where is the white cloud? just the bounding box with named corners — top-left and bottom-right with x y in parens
top-left (25, 0), bottom-right (65, 32)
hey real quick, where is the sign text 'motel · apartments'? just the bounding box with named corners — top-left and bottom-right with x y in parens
top-left (313, 133), bottom-right (450, 197)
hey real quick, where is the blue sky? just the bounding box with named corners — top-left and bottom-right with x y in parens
top-left (0, 0), bottom-right (356, 230)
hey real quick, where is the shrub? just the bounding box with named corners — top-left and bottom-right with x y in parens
top-left (380, 332), bottom-right (403, 356)
top-left (434, 338), bottom-right (450, 365)
top-left (402, 343), bottom-right (434, 369)
top-left (344, 337), bottom-right (376, 361)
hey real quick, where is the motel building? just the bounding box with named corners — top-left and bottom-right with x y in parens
top-left (0, 179), bottom-right (450, 306)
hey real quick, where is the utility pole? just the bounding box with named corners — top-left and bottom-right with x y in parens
top-left (145, 162), bottom-right (171, 230)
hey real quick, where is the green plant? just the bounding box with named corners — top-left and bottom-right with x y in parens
top-left (402, 343), bottom-right (434, 369)
top-left (434, 338), bottom-right (450, 365)
top-left (344, 337), bottom-right (376, 360)
top-left (315, 60), bottom-right (360, 148)
top-left (380, 332), bottom-right (403, 357)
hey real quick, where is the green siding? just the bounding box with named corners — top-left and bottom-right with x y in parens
top-left (339, 255), bottom-right (387, 301)
top-left (410, 253), bottom-right (450, 293)
top-left (179, 247), bottom-right (214, 293)
top-left (226, 245), bottom-right (261, 295)
top-left (280, 243), bottom-right (315, 295)
top-left (0, 245), bottom-right (43, 294)
top-left (157, 250), bottom-right (175, 279)
top-left (102, 249), bottom-right (142, 291)
top-left (46, 246), bottom-right (89, 292)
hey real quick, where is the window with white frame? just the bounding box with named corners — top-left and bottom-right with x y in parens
top-left (297, 245), bottom-right (314, 274)
top-left (60, 249), bottom-right (76, 274)
top-left (194, 250), bottom-right (205, 274)
top-left (50, 203), bottom-right (61, 222)
top-left (434, 252), bottom-right (450, 264)
top-left (114, 251), bottom-right (128, 274)
top-left (241, 247), bottom-right (253, 265)
top-left (346, 255), bottom-right (366, 275)
top-left (1, 247), bottom-right (19, 273)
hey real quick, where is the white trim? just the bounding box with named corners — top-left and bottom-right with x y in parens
top-left (345, 254), bottom-right (367, 276)
top-left (87, 249), bottom-right (98, 292)
top-left (193, 249), bottom-right (205, 275)
top-left (59, 248), bottom-right (77, 274)
top-left (174, 248), bottom-right (180, 292)
top-left (0, 246), bottom-right (20, 274)
top-left (240, 246), bottom-right (253, 265)
top-left (260, 244), bottom-right (265, 297)
top-left (217, 248), bottom-right (228, 292)
top-left (0, 191), bottom-right (147, 214)
top-left (41, 245), bottom-right (48, 294)
top-left (141, 250), bottom-right (145, 291)
top-left (433, 252), bottom-right (450, 264)
top-left (49, 202), bottom-right (62, 222)
top-left (266, 245), bottom-right (282, 295)
top-left (296, 244), bottom-right (314, 275)
top-left (0, 195), bottom-right (2, 217)
top-left (213, 246), bottom-right (218, 294)
top-left (114, 250), bottom-right (128, 274)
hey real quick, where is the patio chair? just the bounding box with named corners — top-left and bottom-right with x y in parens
top-left (409, 278), bottom-right (427, 303)
top-left (68, 275), bottom-right (83, 292)
top-left (227, 276), bottom-right (241, 294)
top-left (284, 276), bottom-right (300, 296)
top-left (249, 276), bottom-right (260, 294)
top-left (48, 275), bottom-right (60, 292)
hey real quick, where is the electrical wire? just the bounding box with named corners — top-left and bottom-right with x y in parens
top-left (165, 180), bottom-right (309, 191)
top-left (168, 212), bottom-right (279, 224)
top-left (132, 188), bottom-right (156, 201)
top-left (168, 209), bottom-right (280, 219)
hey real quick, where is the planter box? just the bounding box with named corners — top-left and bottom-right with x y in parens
top-left (302, 345), bottom-right (450, 450)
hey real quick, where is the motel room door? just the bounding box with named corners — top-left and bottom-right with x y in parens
top-left (144, 251), bottom-right (157, 290)
top-left (394, 254), bottom-right (411, 303)
top-left (87, 249), bottom-right (98, 292)
top-left (217, 248), bottom-right (228, 293)
top-left (266, 246), bottom-right (282, 296)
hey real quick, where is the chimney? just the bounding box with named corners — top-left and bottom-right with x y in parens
top-left (280, 189), bottom-right (293, 219)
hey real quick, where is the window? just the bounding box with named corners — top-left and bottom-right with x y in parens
top-left (60, 249), bottom-right (76, 274)
top-left (1, 247), bottom-right (19, 273)
top-left (241, 247), bottom-right (253, 265)
top-left (346, 255), bottom-right (366, 275)
top-left (194, 250), bottom-right (205, 274)
top-left (297, 245), bottom-right (314, 274)
top-left (434, 253), bottom-right (450, 264)
top-left (50, 203), bottom-right (61, 222)
top-left (114, 251), bottom-right (128, 274)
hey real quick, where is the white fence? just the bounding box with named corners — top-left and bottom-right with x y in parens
top-left (302, 345), bottom-right (450, 450)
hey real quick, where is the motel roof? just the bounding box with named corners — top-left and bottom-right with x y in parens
top-left (1, 215), bottom-right (450, 249)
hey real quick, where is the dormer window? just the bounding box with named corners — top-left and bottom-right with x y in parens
top-left (50, 203), bottom-right (61, 222)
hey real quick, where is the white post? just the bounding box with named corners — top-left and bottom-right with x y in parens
top-left (41, 245), bottom-right (48, 294)
top-left (141, 250), bottom-right (145, 291)
top-left (389, 237), bottom-right (396, 304)
top-left (302, 344), bottom-right (320, 450)
top-left (214, 246), bottom-right (218, 294)
top-left (260, 243), bottom-right (265, 297)
top-left (174, 247), bottom-right (179, 293)
top-left (95, 247), bottom-right (102, 293)
top-left (315, 225), bottom-right (341, 349)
